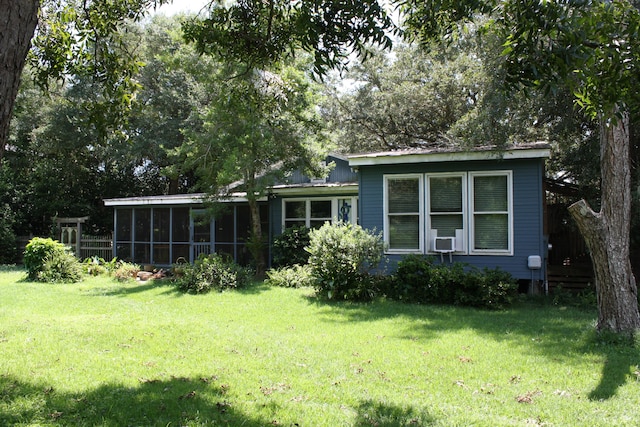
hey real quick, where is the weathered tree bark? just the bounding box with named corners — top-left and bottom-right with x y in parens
top-left (0, 0), bottom-right (40, 160)
top-left (568, 111), bottom-right (640, 334)
top-left (247, 194), bottom-right (266, 278)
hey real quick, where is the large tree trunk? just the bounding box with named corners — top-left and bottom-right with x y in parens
top-left (0, 0), bottom-right (40, 160)
top-left (568, 112), bottom-right (640, 334)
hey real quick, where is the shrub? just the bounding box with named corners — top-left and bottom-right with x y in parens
top-left (38, 250), bottom-right (83, 283)
top-left (173, 253), bottom-right (253, 294)
top-left (113, 261), bottom-right (141, 282)
top-left (306, 222), bottom-right (384, 301)
top-left (265, 264), bottom-right (315, 288)
top-left (272, 226), bottom-right (311, 268)
top-left (386, 255), bottom-right (462, 304)
top-left (23, 237), bottom-right (69, 280)
top-left (387, 255), bottom-right (517, 309)
top-left (453, 267), bottom-right (518, 310)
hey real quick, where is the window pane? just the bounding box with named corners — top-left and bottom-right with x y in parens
top-left (173, 244), bottom-right (190, 263)
top-left (153, 208), bottom-right (170, 242)
top-left (194, 219), bottom-right (211, 243)
top-left (474, 175), bottom-right (507, 212)
top-left (388, 178), bottom-right (419, 213)
top-left (310, 200), bottom-right (332, 218)
top-left (310, 220), bottom-right (328, 229)
top-left (236, 205), bottom-right (251, 242)
top-left (389, 215), bottom-right (420, 249)
top-left (116, 209), bottom-right (132, 241)
top-left (285, 201), bottom-right (306, 219)
top-left (134, 243), bottom-right (150, 264)
top-left (134, 209), bottom-right (150, 242)
top-left (474, 214), bottom-right (508, 250)
top-left (153, 244), bottom-right (170, 264)
top-left (430, 176), bottom-right (462, 212)
top-left (172, 208), bottom-right (190, 242)
top-left (285, 220), bottom-right (306, 228)
top-left (431, 215), bottom-right (463, 237)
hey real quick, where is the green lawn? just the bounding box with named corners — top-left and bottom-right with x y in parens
top-left (1, 267), bottom-right (639, 426)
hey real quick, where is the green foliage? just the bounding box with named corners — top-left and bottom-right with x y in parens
top-left (265, 264), bottom-right (315, 288)
top-left (385, 254), bottom-right (517, 309)
top-left (113, 261), bottom-right (141, 282)
top-left (0, 204), bottom-right (17, 264)
top-left (182, 0), bottom-right (395, 75)
top-left (272, 226), bottom-right (311, 268)
top-left (173, 253), bottom-right (253, 294)
top-left (306, 222), bottom-right (384, 301)
top-left (23, 237), bottom-right (68, 280)
top-left (82, 256), bottom-right (119, 276)
top-left (37, 250), bottom-right (83, 284)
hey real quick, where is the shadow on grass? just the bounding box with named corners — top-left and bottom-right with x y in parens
top-left (0, 373), bottom-right (271, 426)
top-left (354, 399), bottom-right (437, 426)
top-left (307, 295), bottom-right (640, 401)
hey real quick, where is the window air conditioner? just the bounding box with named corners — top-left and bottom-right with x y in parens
top-left (434, 237), bottom-right (456, 253)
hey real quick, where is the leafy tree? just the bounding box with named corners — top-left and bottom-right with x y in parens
top-left (1, 0), bottom-right (168, 160)
top-left (175, 62), bottom-right (329, 275)
top-left (397, 0), bottom-right (640, 332)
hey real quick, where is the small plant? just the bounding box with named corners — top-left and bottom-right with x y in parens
top-left (265, 264), bottom-right (315, 288)
top-left (113, 261), bottom-right (141, 282)
top-left (82, 256), bottom-right (115, 276)
top-left (173, 253), bottom-right (253, 294)
top-left (272, 226), bottom-right (311, 268)
top-left (23, 237), bottom-right (73, 281)
top-left (306, 222), bottom-right (384, 301)
top-left (38, 250), bottom-right (83, 283)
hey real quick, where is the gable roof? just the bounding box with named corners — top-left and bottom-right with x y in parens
top-left (348, 142), bottom-right (551, 167)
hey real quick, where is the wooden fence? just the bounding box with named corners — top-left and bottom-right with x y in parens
top-left (16, 234), bottom-right (113, 263)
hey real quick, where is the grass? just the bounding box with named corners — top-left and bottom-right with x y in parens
top-left (1, 266), bottom-right (639, 426)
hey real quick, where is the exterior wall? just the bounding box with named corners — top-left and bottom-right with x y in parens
top-left (281, 155), bottom-right (358, 185)
top-left (357, 158), bottom-right (546, 280)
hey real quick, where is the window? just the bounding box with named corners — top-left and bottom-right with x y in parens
top-left (283, 198), bottom-right (358, 229)
top-left (470, 172), bottom-right (512, 253)
top-left (427, 174), bottom-right (465, 251)
top-left (383, 171), bottom-right (512, 255)
top-left (384, 175), bottom-right (423, 252)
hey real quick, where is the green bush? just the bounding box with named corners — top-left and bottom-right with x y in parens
top-left (386, 255), bottom-right (517, 309)
top-left (453, 267), bottom-right (518, 310)
top-left (23, 237), bottom-right (69, 280)
top-left (272, 226), bottom-right (311, 268)
top-left (37, 250), bottom-right (83, 283)
top-left (173, 253), bottom-right (253, 294)
top-left (306, 222), bottom-right (384, 301)
top-left (265, 264), bottom-right (315, 288)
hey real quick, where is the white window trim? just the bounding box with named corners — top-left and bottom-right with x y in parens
top-left (383, 174), bottom-right (424, 254)
top-left (282, 197), bottom-right (358, 229)
top-left (469, 170), bottom-right (513, 256)
top-left (426, 172), bottom-right (467, 254)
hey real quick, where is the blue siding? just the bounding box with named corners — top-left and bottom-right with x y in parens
top-left (283, 155), bottom-right (358, 184)
top-left (358, 158), bottom-right (546, 280)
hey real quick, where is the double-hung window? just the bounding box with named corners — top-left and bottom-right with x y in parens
top-left (427, 173), bottom-right (466, 251)
top-left (384, 175), bottom-right (423, 252)
top-left (470, 171), bottom-right (512, 254)
top-left (383, 171), bottom-right (513, 255)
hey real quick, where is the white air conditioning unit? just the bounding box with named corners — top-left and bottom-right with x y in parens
top-left (434, 237), bottom-right (456, 253)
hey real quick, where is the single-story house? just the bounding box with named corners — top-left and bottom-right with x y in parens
top-left (104, 143), bottom-right (550, 281)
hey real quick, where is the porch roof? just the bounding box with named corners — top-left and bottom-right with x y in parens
top-left (103, 192), bottom-right (266, 207)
